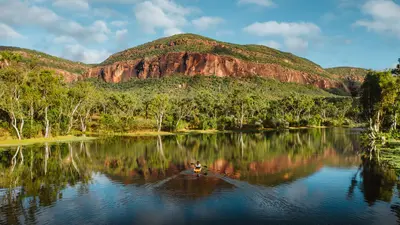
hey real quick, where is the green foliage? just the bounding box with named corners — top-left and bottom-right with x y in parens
top-left (0, 47), bottom-right (89, 75)
top-left (360, 71), bottom-right (400, 132)
top-left (0, 52), bottom-right (360, 139)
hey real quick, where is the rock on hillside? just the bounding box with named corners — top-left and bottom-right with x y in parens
top-left (84, 34), bottom-right (347, 92)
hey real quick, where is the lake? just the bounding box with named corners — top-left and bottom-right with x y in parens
top-left (1, 128), bottom-right (399, 225)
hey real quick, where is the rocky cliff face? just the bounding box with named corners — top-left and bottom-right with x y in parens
top-left (85, 52), bottom-right (345, 90)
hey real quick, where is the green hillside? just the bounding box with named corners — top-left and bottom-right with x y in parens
top-left (92, 75), bottom-right (334, 100)
top-left (0, 46), bottom-right (90, 75)
top-left (326, 67), bottom-right (369, 78)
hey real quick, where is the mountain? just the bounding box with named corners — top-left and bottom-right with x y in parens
top-left (326, 67), bottom-right (369, 83)
top-left (0, 46), bottom-right (89, 82)
top-left (84, 34), bottom-right (347, 92)
top-left (2, 34), bottom-right (369, 94)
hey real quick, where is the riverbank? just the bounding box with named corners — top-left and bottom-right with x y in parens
top-left (0, 136), bottom-right (97, 147)
top-left (0, 126), bottom-right (365, 147)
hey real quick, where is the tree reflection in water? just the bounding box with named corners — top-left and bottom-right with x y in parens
top-left (0, 128), bottom-right (385, 224)
top-left (347, 151), bottom-right (400, 222)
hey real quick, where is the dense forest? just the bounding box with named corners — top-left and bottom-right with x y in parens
top-left (0, 51), bottom-right (361, 140)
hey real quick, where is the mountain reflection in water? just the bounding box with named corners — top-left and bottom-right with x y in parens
top-left (1, 128), bottom-right (400, 225)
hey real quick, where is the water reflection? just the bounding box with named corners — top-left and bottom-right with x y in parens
top-left (0, 128), bottom-right (399, 224)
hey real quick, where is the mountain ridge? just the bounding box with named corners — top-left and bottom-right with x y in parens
top-left (0, 34), bottom-right (368, 93)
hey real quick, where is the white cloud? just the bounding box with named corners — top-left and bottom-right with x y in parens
top-left (111, 20), bottom-right (129, 27)
top-left (116, 29), bottom-right (128, 42)
top-left (244, 21), bottom-right (321, 52)
top-left (284, 37), bottom-right (308, 52)
top-left (134, 0), bottom-right (191, 34)
top-left (192, 16), bottom-right (224, 30)
top-left (62, 44), bottom-right (111, 64)
top-left (0, 23), bottom-right (23, 39)
top-left (244, 21), bottom-right (321, 37)
top-left (354, 0), bottom-right (400, 39)
top-left (93, 7), bottom-right (121, 18)
top-left (53, 0), bottom-right (89, 11)
top-left (321, 12), bottom-right (337, 23)
top-left (0, 0), bottom-right (110, 43)
top-left (163, 27), bottom-right (183, 36)
top-left (88, 0), bottom-right (141, 3)
top-left (260, 40), bottom-right (281, 49)
top-left (53, 35), bottom-right (76, 44)
top-left (238, 0), bottom-right (275, 7)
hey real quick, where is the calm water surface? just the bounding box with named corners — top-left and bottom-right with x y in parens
top-left (1, 128), bottom-right (400, 225)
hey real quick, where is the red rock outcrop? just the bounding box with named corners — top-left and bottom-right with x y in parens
top-left (84, 52), bottom-right (346, 90)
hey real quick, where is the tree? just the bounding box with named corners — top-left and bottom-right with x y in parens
top-left (76, 83), bottom-right (101, 133)
top-left (360, 71), bottom-right (399, 132)
top-left (360, 72), bottom-right (382, 122)
top-left (0, 51), bottom-right (22, 68)
top-left (150, 94), bottom-right (171, 132)
top-left (229, 89), bottom-right (256, 129)
top-left (35, 70), bottom-right (64, 137)
top-left (0, 67), bottom-right (28, 140)
top-left (64, 82), bottom-right (99, 134)
top-left (171, 96), bottom-right (196, 130)
top-left (392, 58), bottom-right (400, 75)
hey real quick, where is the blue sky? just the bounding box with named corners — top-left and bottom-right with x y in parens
top-left (0, 0), bottom-right (399, 69)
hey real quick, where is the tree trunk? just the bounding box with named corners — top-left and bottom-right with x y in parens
top-left (157, 112), bottom-right (164, 132)
top-left (176, 115), bottom-right (183, 131)
top-left (10, 112), bottom-right (22, 140)
top-left (240, 104), bottom-right (244, 129)
top-left (374, 110), bottom-right (381, 132)
top-left (30, 102), bottom-right (34, 128)
top-left (19, 117), bottom-right (24, 139)
top-left (44, 106), bottom-right (50, 138)
top-left (80, 116), bottom-right (87, 133)
top-left (67, 102), bottom-right (81, 134)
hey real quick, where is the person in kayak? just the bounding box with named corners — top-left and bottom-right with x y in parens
top-left (195, 161), bottom-right (201, 169)
top-left (193, 161), bottom-right (202, 175)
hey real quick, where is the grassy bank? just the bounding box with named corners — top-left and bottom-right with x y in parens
top-left (0, 126), bottom-right (364, 147)
top-left (0, 136), bottom-right (97, 147)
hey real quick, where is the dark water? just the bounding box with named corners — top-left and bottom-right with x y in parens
top-left (1, 128), bottom-right (400, 225)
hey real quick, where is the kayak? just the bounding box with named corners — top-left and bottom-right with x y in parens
top-left (194, 167), bottom-right (202, 173)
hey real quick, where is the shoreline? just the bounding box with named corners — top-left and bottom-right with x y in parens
top-left (0, 136), bottom-right (97, 148)
top-left (0, 126), bottom-right (365, 147)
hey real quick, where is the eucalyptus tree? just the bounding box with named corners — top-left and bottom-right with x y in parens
top-left (229, 89), bottom-right (256, 129)
top-left (150, 94), bottom-right (171, 132)
top-left (34, 70), bottom-right (64, 137)
top-left (0, 67), bottom-right (28, 139)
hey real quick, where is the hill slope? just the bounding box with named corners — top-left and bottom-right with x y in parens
top-left (85, 33), bottom-right (347, 92)
top-left (326, 67), bottom-right (369, 83)
top-left (0, 46), bottom-right (90, 82)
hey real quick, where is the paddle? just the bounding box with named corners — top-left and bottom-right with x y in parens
top-left (190, 162), bottom-right (207, 168)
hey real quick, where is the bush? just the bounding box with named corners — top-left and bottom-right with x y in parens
top-left (0, 127), bottom-right (11, 140)
top-left (308, 115), bottom-right (322, 127)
